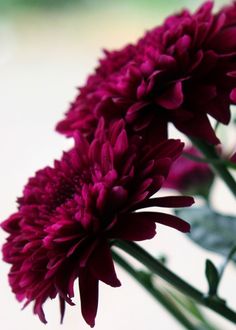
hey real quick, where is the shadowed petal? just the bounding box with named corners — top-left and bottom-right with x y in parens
top-left (155, 82), bottom-right (184, 110)
top-left (210, 27), bottom-right (236, 53)
top-left (126, 212), bottom-right (190, 232)
top-left (175, 115), bottom-right (220, 145)
top-left (206, 97), bottom-right (230, 124)
top-left (109, 213), bottom-right (157, 241)
top-left (34, 302), bottom-right (47, 324)
top-left (230, 88), bottom-right (236, 103)
top-left (79, 269), bottom-right (99, 328)
top-left (136, 196), bottom-right (194, 209)
top-left (59, 296), bottom-right (66, 324)
top-left (89, 240), bottom-right (121, 287)
top-left (154, 212), bottom-right (190, 232)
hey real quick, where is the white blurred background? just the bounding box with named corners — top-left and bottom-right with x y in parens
top-left (0, 0), bottom-right (235, 329)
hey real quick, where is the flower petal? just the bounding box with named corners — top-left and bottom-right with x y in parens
top-left (155, 82), bottom-right (184, 110)
top-left (79, 269), bottom-right (99, 328)
top-left (210, 27), bottom-right (236, 53)
top-left (136, 196), bottom-right (194, 209)
top-left (89, 240), bottom-right (121, 287)
top-left (206, 97), bottom-right (230, 124)
top-left (154, 212), bottom-right (190, 232)
top-left (125, 211), bottom-right (190, 232)
top-left (59, 296), bottom-right (66, 324)
top-left (230, 88), bottom-right (236, 103)
top-left (109, 212), bottom-right (157, 241)
top-left (175, 115), bottom-right (220, 145)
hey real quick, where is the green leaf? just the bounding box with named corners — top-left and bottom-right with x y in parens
top-left (175, 206), bottom-right (236, 261)
top-left (205, 259), bottom-right (219, 296)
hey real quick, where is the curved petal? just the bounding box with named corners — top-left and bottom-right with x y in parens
top-left (123, 211), bottom-right (190, 233)
top-left (155, 82), bottom-right (184, 110)
top-left (154, 212), bottom-right (190, 232)
top-left (109, 212), bottom-right (157, 241)
top-left (89, 240), bottom-right (121, 288)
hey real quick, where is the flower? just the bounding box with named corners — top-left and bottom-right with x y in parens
top-left (56, 1), bottom-right (236, 145)
top-left (56, 44), bottom-right (137, 138)
top-left (2, 119), bottom-right (193, 327)
top-left (164, 146), bottom-right (214, 198)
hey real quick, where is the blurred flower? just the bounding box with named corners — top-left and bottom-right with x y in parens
top-left (56, 1), bottom-right (236, 145)
top-left (1, 119), bottom-right (193, 327)
top-left (230, 151), bottom-right (236, 163)
top-left (164, 146), bottom-right (214, 198)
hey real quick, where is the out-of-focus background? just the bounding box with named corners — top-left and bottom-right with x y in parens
top-left (0, 1), bottom-right (235, 329)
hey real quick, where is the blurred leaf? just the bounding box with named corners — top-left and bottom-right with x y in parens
top-left (164, 285), bottom-right (219, 330)
top-left (156, 254), bottom-right (168, 265)
top-left (205, 259), bottom-right (219, 296)
top-left (167, 289), bottom-right (210, 323)
top-left (0, 0), bottom-right (82, 10)
top-left (0, 0), bottom-right (206, 12)
top-left (175, 206), bottom-right (236, 261)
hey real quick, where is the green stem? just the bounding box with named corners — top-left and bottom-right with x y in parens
top-left (114, 240), bottom-right (236, 324)
top-left (182, 152), bottom-right (236, 170)
top-left (112, 251), bottom-right (199, 330)
top-left (191, 138), bottom-right (236, 198)
top-left (219, 246), bottom-right (236, 283)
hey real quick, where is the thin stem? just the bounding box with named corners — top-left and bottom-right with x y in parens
top-left (114, 240), bottom-right (236, 324)
top-left (112, 250), bottom-right (199, 330)
top-left (219, 246), bottom-right (236, 283)
top-left (191, 138), bottom-right (236, 198)
top-left (182, 152), bottom-right (236, 170)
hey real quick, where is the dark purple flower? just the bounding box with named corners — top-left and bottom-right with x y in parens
top-left (56, 1), bottom-right (236, 145)
top-left (1, 119), bottom-right (193, 327)
top-left (164, 146), bottom-right (214, 198)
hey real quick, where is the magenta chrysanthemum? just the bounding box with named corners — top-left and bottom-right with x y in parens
top-left (56, 1), bottom-right (236, 145)
top-left (1, 119), bottom-right (193, 327)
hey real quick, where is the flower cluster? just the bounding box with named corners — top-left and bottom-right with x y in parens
top-left (2, 119), bottom-right (193, 326)
top-left (57, 1), bottom-right (236, 145)
top-left (2, 1), bottom-right (235, 328)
